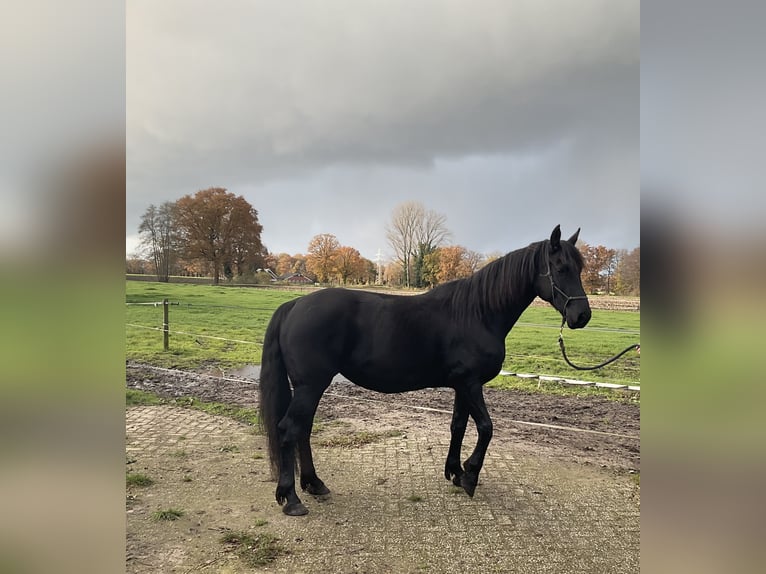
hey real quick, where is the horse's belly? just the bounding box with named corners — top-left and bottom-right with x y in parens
top-left (339, 367), bottom-right (438, 393)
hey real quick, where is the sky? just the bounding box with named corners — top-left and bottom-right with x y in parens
top-left (126, 0), bottom-right (639, 263)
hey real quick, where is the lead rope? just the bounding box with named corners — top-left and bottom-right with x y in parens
top-left (558, 318), bottom-right (640, 371)
top-left (541, 241), bottom-right (639, 370)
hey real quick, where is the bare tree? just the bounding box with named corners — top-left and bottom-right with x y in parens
top-left (386, 201), bottom-right (422, 287)
top-left (387, 201), bottom-right (450, 287)
top-left (463, 249), bottom-right (485, 274)
top-left (615, 247), bottom-right (640, 295)
top-left (418, 208), bottom-right (451, 251)
top-left (138, 201), bottom-right (179, 282)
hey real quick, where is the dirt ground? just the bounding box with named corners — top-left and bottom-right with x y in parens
top-left (126, 364), bottom-right (640, 573)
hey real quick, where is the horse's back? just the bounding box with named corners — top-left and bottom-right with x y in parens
top-left (278, 289), bottom-right (447, 388)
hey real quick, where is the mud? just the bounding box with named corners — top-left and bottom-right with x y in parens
top-left (126, 363), bottom-right (639, 473)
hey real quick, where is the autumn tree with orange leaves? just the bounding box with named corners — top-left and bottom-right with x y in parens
top-left (424, 245), bottom-right (485, 286)
top-left (269, 252), bottom-right (307, 277)
top-left (306, 234), bottom-right (340, 283)
top-left (579, 242), bottom-right (640, 295)
top-left (174, 187), bottom-right (264, 284)
top-left (335, 246), bottom-right (367, 284)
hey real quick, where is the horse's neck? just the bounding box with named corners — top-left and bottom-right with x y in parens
top-left (493, 289), bottom-right (536, 337)
top-left (489, 248), bottom-right (539, 332)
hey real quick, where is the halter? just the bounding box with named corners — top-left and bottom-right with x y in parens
top-left (539, 241), bottom-right (588, 324)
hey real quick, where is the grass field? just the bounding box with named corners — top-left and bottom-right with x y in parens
top-left (126, 281), bottom-right (640, 386)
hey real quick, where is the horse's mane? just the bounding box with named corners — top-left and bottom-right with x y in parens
top-left (429, 241), bottom-right (542, 325)
top-left (433, 239), bottom-right (583, 325)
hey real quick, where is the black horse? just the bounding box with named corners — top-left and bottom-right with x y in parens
top-left (259, 225), bottom-right (591, 515)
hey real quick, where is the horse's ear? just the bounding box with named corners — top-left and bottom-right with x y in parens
top-left (550, 224), bottom-right (561, 252)
top-left (567, 228), bottom-right (580, 245)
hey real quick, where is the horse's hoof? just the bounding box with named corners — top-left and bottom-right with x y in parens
top-left (304, 483), bottom-right (331, 497)
top-left (283, 502), bottom-right (309, 516)
top-left (460, 474), bottom-right (478, 498)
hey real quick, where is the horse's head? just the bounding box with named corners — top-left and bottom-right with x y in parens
top-left (535, 225), bottom-right (591, 329)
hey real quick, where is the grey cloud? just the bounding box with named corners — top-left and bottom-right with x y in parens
top-left (127, 0), bottom-right (638, 257)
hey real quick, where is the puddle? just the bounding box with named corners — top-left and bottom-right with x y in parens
top-left (201, 365), bottom-right (348, 384)
top-left (229, 365), bottom-right (261, 379)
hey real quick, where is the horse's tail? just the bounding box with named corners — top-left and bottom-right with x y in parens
top-left (259, 299), bottom-right (297, 477)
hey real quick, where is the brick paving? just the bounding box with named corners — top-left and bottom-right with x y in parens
top-left (126, 406), bottom-right (639, 573)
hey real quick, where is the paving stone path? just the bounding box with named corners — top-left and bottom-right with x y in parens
top-left (126, 405), bottom-right (639, 573)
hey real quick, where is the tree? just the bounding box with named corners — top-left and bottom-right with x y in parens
top-left (386, 202), bottom-right (421, 288)
top-left (580, 243), bottom-right (618, 294)
top-left (615, 247), bottom-right (640, 295)
top-left (126, 257), bottom-right (151, 275)
top-left (434, 245), bottom-right (476, 284)
top-left (420, 248), bottom-right (442, 288)
top-left (604, 249), bottom-right (621, 294)
top-left (274, 253), bottom-right (294, 277)
top-left (462, 249), bottom-right (485, 275)
top-left (417, 209), bottom-right (451, 260)
top-left (335, 246), bottom-right (365, 285)
top-left (228, 217), bottom-right (267, 277)
top-left (359, 257), bottom-right (377, 284)
top-left (138, 201), bottom-right (180, 282)
top-left (306, 234), bottom-right (340, 283)
top-left (291, 254), bottom-right (308, 275)
top-left (413, 242), bottom-right (438, 288)
top-left (382, 260), bottom-right (404, 286)
top-left (174, 187), bottom-right (264, 285)
top-left (386, 201), bottom-right (450, 287)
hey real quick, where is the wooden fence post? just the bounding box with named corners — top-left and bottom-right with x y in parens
top-left (163, 298), bottom-right (169, 350)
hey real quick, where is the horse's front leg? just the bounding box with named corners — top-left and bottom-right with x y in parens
top-left (460, 383), bottom-right (493, 497)
top-left (444, 390), bottom-right (469, 486)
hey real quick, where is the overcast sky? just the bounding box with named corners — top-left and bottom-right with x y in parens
top-left (127, 0), bottom-right (639, 262)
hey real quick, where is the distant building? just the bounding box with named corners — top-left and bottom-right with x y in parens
top-left (279, 272), bottom-right (314, 285)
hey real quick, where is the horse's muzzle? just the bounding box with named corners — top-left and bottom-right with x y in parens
top-left (567, 307), bottom-right (592, 329)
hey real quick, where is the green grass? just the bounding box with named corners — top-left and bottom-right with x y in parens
top-left (500, 305), bottom-right (640, 385)
top-left (126, 473), bottom-right (154, 487)
top-left (317, 429), bottom-right (401, 448)
top-left (151, 508), bottom-right (184, 521)
top-left (219, 531), bottom-right (286, 567)
top-left (126, 281), bottom-right (301, 369)
top-left (126, 388), bottom-right (164, 406)
top-left (406, 494), bottom-right (424, 503)
top-left (126, 388), bottom-right (261, 427)
top-left (127, 281), bottom-right (639, 385)
top-left (486, 375), bottom-right (640, 403)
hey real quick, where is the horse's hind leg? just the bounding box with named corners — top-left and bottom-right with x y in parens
top-left (295, 382), bottom-right (331, 496)
top-left (274, 419), bottom-right (305, 515)
top-left (275, 383), bottom-right (328, 515)
top-left (298, 434), bottom-right (330, 496)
